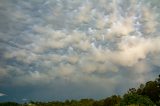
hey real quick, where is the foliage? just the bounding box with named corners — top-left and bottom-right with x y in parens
top-left (120, 94), bottom-right (155, 106)
top-left (104, 95), bottom-right (121, 106)
top-left (0, 102), bottom-right (20, 106)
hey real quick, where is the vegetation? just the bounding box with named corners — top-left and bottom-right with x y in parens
top-left (0, 75), bottom-right (159, 106)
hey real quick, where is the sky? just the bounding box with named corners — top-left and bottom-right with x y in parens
top-left (0, 0), bottom-right (160, 103)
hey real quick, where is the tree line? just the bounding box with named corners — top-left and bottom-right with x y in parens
top-left (0, 75), bottom-right (159, 106)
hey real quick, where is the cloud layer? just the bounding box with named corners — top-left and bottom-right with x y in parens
top-left (0, 0), bottom-right (160, 102)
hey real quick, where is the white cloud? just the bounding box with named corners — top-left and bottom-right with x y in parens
top-left (76, 2), bottom-right (92, 23)
top-left (108, 16), bottom-right (134, 37)
top-left (141, 6), bottom-right (158, 33)
top-left (0, 67), bottom-right (9, 78)
top-left (111, 36), bottom-right (160, 66)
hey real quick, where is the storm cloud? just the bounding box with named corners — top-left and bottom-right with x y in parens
top-left (0, 0), bottom-right (160, 102)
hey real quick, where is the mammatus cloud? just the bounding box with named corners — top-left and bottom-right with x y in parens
top-left (0, 67), bottom-right (9, 78)
top-left (0, 0), bottom-right (160, 101)
top-left (110, 36), bottom-right (160, 67)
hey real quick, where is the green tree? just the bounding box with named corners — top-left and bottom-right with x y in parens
top-left (136, 84), bottom-right (145, 95)
top-left (0, 102), bottom-right (20, 106)
top-left (120, 94), bottom-right (155, 106)
top-left (103, 95), bottom-right (121, 106)
top-left (93, 100), bottom-right (104, 106)
top-left (128, 88), bottom-right (137, 94)
top-left (142, 81), bottom-right (160, 103)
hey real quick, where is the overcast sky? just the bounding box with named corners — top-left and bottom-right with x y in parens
top-left (0, 0), bottom-right (160, 102)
